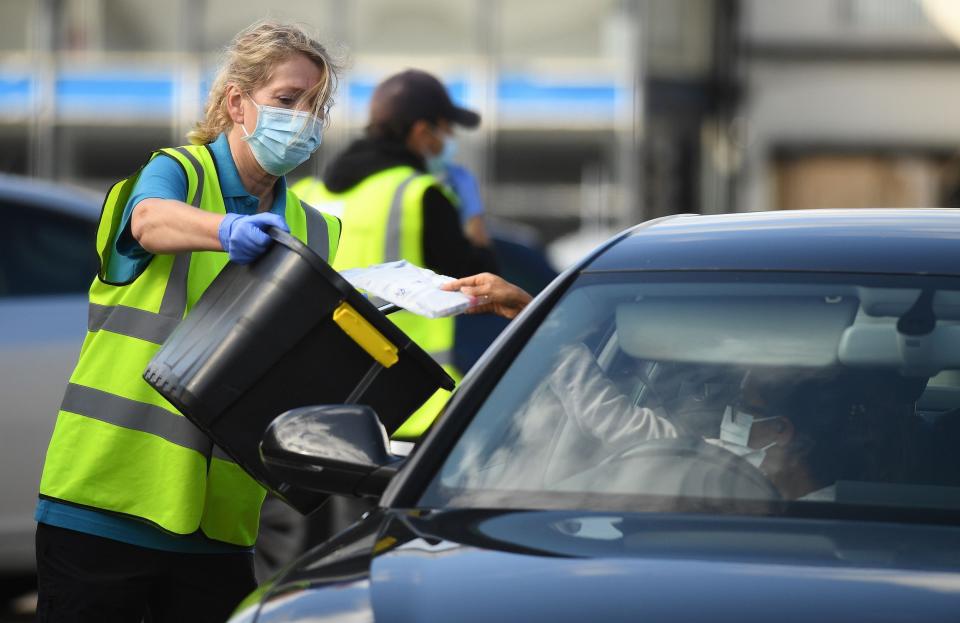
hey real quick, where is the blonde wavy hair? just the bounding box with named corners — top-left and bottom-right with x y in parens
top-left (188, 21), bottom-right (339, 145)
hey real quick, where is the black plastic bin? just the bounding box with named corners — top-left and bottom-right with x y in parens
top-left (144, 229), bottom-right (454, 515)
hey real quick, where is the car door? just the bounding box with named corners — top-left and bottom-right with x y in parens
top-left (0, 195), bottom-right (97, 573)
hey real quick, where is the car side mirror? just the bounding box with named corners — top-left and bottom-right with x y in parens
top-left (260, 405), bottom-right (404, 499)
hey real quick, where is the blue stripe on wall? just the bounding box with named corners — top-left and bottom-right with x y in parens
top-left (497, 76), bottom-right (618, 103)
top-left (0, 73), bottom-right (621, 119)
top-left (57, 73), bottom-right (174, 115)
top-left (0, 77), bottom-right (32, 111)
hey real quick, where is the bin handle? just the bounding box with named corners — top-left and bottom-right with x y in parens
top-left (266, 225), bottom-right (401, 316)
top-left (267, 226), bottom-right (298, 246)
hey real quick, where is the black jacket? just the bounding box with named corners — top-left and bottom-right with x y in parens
top-left (322, 138), bottom-right (497, 278)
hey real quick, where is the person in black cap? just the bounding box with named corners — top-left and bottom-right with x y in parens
top-left (365, 70), bottom-right (492, 244)
top-left (292, 68), bottom-right (496, 281)
top-left (289, 68), bottom-right (499, 541)
top-left (367, 68), bottom-right (481, 156)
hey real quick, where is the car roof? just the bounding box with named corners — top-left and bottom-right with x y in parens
top-left (0, 173), bottom-right (101, 221)
top-left (586, 209), bottom-right (960, 277)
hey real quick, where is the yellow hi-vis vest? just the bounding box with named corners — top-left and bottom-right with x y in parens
top-left (39, 144), bottom-right (341, 547)
top-left (292, 168), bottom-right (460, 441)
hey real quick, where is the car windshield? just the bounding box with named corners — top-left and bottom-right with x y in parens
top-left (420, 271), bottom-right (960, 520)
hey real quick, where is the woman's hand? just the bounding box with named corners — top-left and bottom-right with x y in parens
top-left (442, 273), bottom-right (532, 319)
top-left (218, 212), bottom-right (289, 263)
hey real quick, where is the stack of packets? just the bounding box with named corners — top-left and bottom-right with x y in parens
top-left (339, 260), bottom-right (473, 319)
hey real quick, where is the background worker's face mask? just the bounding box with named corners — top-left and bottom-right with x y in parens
top-left (705, 406), bottom-right (778, 469)
top-left (241, 94), bottom-right (323, 176)
top-left (424, 126), bottom-right (457, 176)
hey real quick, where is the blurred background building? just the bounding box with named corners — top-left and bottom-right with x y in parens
top-left (3, 0), bottom-right (960, 263)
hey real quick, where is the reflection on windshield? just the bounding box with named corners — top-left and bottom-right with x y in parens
top-left (420, 273), bottom-right (960, 517)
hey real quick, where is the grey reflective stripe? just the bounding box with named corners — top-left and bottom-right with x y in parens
top-left (161, 146), bottom-right (204, 318)
top-left (211, 445), bottom-right (238, 463)
top-left (301, 201), bottom-right (330, 260)
top-left (88, 303), bottom-right (181, 345)
top-left (60, 383), bottom-right (212, 456)
top-left (430, 349), bottom-right (454, 367)
top-left (158, 252), bottom-right (191, 320)
top-left (87, 253), bottom-right (190, 344)
top-left (170, 147), bottom-right (205, 209)
top-left (384, 174), bottom-right (420, 262)
top-left (88, 303), bottom-right (111, 331)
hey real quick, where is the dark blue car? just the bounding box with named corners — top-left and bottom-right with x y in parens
top-left (231, 209), bottom-right (960, 623)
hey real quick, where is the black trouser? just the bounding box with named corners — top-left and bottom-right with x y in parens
top-left (35, 523), bottom-right (257, 623)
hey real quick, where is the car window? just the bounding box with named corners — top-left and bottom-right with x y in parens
top-left (0, 200), bottom-right (97, 297)
top-left (421, 271), bottom-right (960, 521)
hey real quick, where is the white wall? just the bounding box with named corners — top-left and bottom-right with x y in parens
top-left (740, 61), bottom-right (960, 211)
top-left (744, 0), bottom-right (948, 46)
top-left (737, 0), bottom-right (960, 212)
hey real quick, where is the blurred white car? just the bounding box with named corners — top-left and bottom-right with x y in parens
top-left (0, 174), bottom-right (99, 586)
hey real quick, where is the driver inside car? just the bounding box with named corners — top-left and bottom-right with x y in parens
top-left (540, 343), bottom-right (838, 501)
top-left (707, 371), bottom-right (831, 500)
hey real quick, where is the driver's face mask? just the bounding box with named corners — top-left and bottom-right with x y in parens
top-left (705, 406), bottom-right (778, 469)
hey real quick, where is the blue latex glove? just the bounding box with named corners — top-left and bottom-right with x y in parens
top-left (218, 212), bottom-right (289, 264)
top-left (444, 163), bottom-right (484, 222)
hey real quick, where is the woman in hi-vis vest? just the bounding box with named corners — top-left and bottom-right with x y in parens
top-left (34, 21), bottom-right (341, 623)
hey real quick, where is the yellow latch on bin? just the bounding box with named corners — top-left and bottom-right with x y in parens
top-left (333, 302), bottom-right (399, 368)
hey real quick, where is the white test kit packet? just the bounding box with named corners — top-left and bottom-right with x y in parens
top-left (339, 260), bottom-right (472, 319)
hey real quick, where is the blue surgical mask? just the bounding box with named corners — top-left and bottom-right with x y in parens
top-left (424, 130), bottom-right (457, 177)
top-left (241, 94), bottom-right (323, 176)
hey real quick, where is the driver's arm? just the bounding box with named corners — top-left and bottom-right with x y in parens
top-left (548, 343), bottom-right (679, 447)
